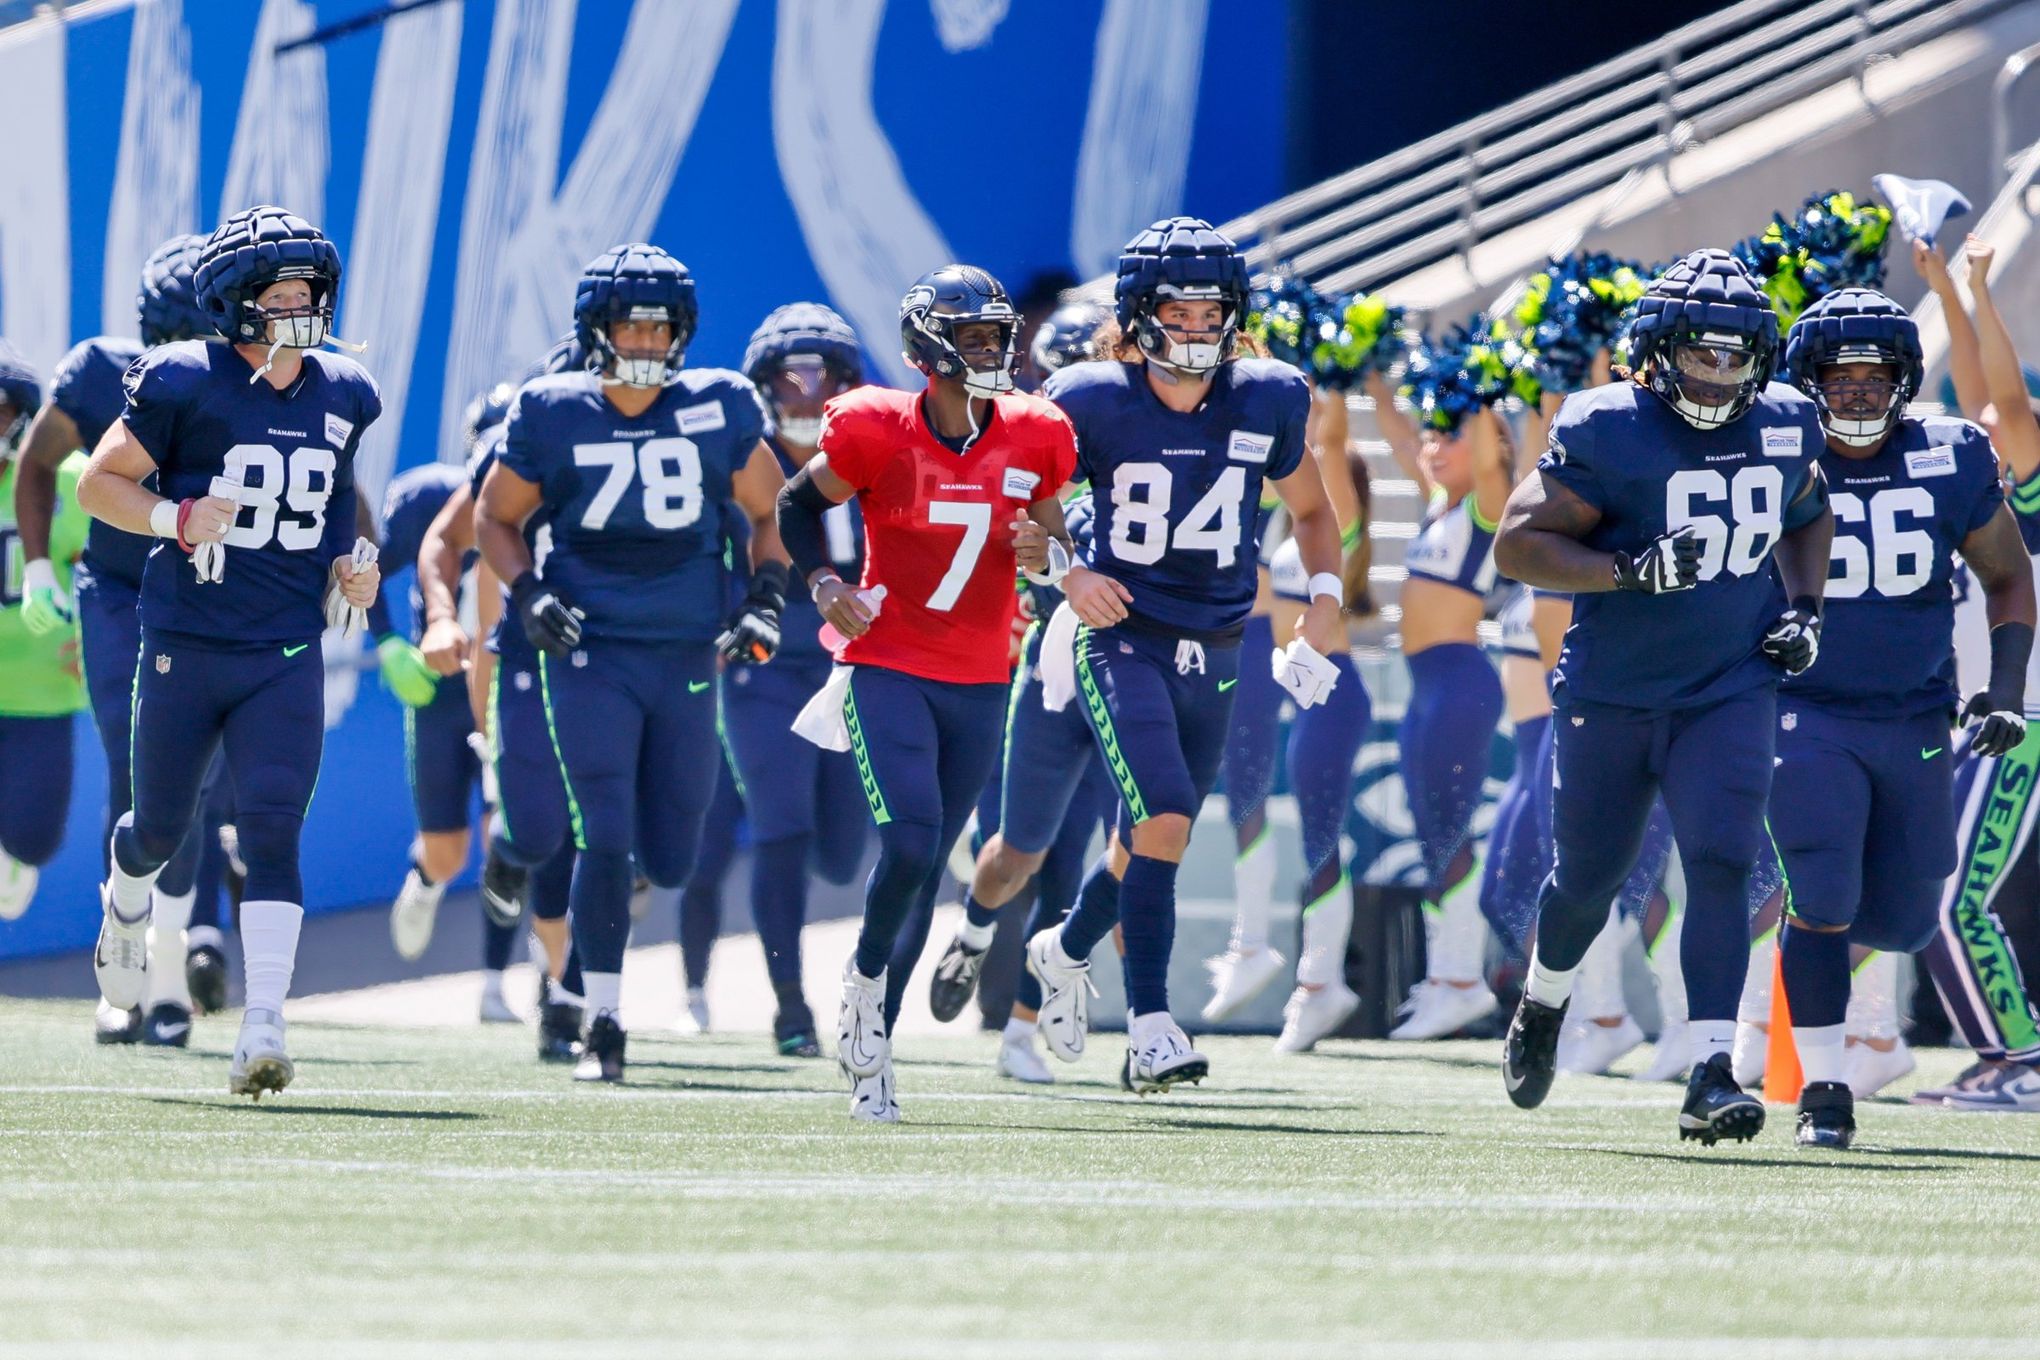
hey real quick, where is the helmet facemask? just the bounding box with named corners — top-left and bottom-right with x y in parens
top-left (595, 305), bottom-right (690, 389)
top-left (762, 354), bottom-right (854, 446)
top-left (1808, 347), bottom-right (1905, 448)
top-left (1647, 330), bottom-right (1766, 430)
top-left (907, 307), bottom-right (1020, 398)
top-left (1133, 288), bottom-right (1236, 377)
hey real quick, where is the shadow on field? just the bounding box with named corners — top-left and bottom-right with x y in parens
top-left (1306, 1050), bottom-right (1497, 1072)
top-left (623, 1059), bottom-right (800, 1077)
top-left (1142, 1117), bottom-right (1438, 1139)
top-left (140, 1097), bottom-right (486, 1121)
top-left (1857, 1144), bottom-right (2040, 1165)
top-left (1577, 1146), bottom-right (1945, 1173)
top-left (906, 1119), bottom-right (1186, 1136)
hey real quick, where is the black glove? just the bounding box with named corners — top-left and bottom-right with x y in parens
top-left (1762, 596), bottom-right (1822, 676)
top-left (715, 561), bottom-right (788, 664)
top-left (1962, 692), bottom-right (2030, 758)
top-left (509, 571), bottom-right (584, 657)
top-left (1966, 621), bottom-right (2035, 757)
top-left (1612, 527), bottom-right (1702, 594)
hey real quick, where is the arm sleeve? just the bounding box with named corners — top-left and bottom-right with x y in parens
top-left (118, 354), bottom-right (178, 466)
top-left (1534, 395), bottom-right (1606, 511)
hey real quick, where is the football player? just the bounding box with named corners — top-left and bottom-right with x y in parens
top-left (776, 264), bottom-right (1078, 1120)
top-left (1493, 248), bottom-right (1832, 1144)
top-left (78, 205), bottom-right (383, 1097)
top-left (1023, 217), bottom-right (1344, 1094)
top-left (476, 245), bottom-right (788, 1083)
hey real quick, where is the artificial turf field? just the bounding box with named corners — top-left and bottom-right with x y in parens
top-left (3, 998), bottom-right (2038, 1357)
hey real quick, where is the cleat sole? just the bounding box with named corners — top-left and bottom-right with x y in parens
top-left (229, 1054), bottom-right (294, 1099)
top-left (1679, 1100), bottom-right (1764, 1146)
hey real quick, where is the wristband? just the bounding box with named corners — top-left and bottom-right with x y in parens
top-left (149, 499), bottom-right (181, 542)
top-left (1307, 571), bottom-right (1343, 604)
top-left (808, 570), bottom-right (842, 599)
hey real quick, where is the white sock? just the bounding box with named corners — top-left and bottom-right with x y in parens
top-left (1847, 950), bottom-right (1899, 1041)
top-left (1427, 868), bottom-right (1490, 982)
top-left (145, 888), bottom-right (196, 1009)
top-left (238, 900), bottom-right (304, 1017)
top-left (1297, 875), bottom-right (1353, 987)
top-left (1688, 1019), bottom-right (1737, 1066)
top-left (1128, 1010), bottom-right (1173, 1046)
top-left (1737, 930), bottom-right (1776, 1024)
top-left (1002, 1016), bottom-right (1035, 1043)
top-left (106, 822), bottom-right (161, 924)
top-left (1230, 829), bottom-right (1276, 954)
top-left (1525, 944), bottom-right (1578, 1008)
top-left (1795, 1022), bottom-right (1847, 1085)
top-left (187, 923), bottom-right (225, 953)
top-left (583, 971), bottom-right (622, 1019)
top-left (1574, 906), bottom-right (1631, 1020)
top-left (481, 969), bottom-right (505, 997)
top-left (957, 918), bottom-right (995, 952)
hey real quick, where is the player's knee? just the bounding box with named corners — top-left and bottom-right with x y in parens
top-left (418, 831), bottom-right (470, 883)
top-left (1128, 813), bottom-right (1191, 862)
top-left (234, 812), bottom-right (304, 903)
top-left (875, 819), bottom-right (943, 888)
top-left (981, 838), bottom-right (1046, 899)
top-left (120, 813), bottom-right (185, 875)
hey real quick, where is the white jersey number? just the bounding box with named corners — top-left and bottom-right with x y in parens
top-left (572, 437), bottom-right (704, 532)
top-left (1108, 462), bottom-right (1245, 570)
top-left (1664, 465), bottom-right (1785, 580)
top-left (925, 501), bottom-right (991, 612)
top-left (220, 443), bottom-right (336, 551)
top-left (1826, 487), bottom-right (1937, 599)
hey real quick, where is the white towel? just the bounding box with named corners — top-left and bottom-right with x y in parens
top-left (793, 664), bottom-right (856, 751)
top-left (1038, 601), bottom-right (1082, 713)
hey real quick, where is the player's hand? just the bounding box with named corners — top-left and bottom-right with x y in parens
top-left (332, 554), bottom-right (380, 609)
top-left (1611, 527), bottom-right (1701, 594)
top-left (178, 495), bottom-right (238, 546)
top-left (509, 571), bottom-right (584, 657)
top-left (1010, 515), bottom-right (1050, 574)
top-left (1964, 234), bottom-right (1995, 293)
top-left (717, 562), bottom-right (787, 664)
top-left (1298, 595), bottom-right (1343, 659)
top-left (1062, 564), bottom-right (1132, 628)
top-left (1962, 691), bottom-right (2029, 758)
top-left (419, 616), bottom-right (470, 676)
top-left (1761, 598), bottom-right (1821, 676)
top-left (19, 559), bottom-right (73, 635)
top-left (1910, 237), bottom-right (1953, 290)
top-left (814, 577), bottom-right (873, 641)
top-left (377, 635), bottom-right (441, 708)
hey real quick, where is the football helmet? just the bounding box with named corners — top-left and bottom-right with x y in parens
top-left (573, 244), bottom-right (696, 389)
top-left (1114, 216), bottom-right (1249, 377)
top-left (1029, 300), bottom-right (1109, 375)
top-left (1627, 248), bottom-right (1778, 430)
top-left (899, 265), bottom-right (1020, 398)
top-left (194, 205), bottom-right (341, 351)
top-left (744, 302), bottom-right (863, 445)
top-left (137, 233), bottom-right (213, 347)
top-left (1782, 287), bottom-right (1922, 449)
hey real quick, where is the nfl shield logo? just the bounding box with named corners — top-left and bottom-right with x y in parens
top-left (154, 654), bottom-right (171, 674)
top-left (1781, 711), bottom-right (1797, 731)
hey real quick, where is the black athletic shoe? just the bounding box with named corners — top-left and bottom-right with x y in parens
top-left (573, 1012), bottom-right (626, 1083)
top-left (479, 849), bottom-right (527, 929)
top-left (927, 933), bottom-right (988, 1023)
top-left (538, 999), bottom-right (583, 1064)
top-left (186, 943), bottom-right (228, 1015)
top-left (1795, 1080), bottom-right (1856, 1150)
top-left (1501, 996), bottom-right (1567, 1109)
top-left (774, 995), bottom-right (822, 1058)
top-left (141, 1002), bottom-right (193, 1048)
top-left (1680, 1052), bottom-right (1765, 1146)
top-left (94, 1001), bottom-right (142, 1045)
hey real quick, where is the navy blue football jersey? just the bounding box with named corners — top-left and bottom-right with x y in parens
top-left (1047, 357), bottom-right (1308, 639)
top-left (1785, 415), bottom-right (2002, 716)
top-left (51, 337), bottom-right (149, 587)
top-left (371, 461), bottom-right (470, 640)
top-left (769, 438), bottom-right (861, 666)
top-left (122, 342), bottom-right (382, 642)
top-left (497, 368), bottom-right (768, 643)
top-left (1541, 380), bottom-right (1825, 710)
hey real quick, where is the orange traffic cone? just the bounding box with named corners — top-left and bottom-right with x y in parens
top-left (1762, 943), bottom-right (1803, 1104)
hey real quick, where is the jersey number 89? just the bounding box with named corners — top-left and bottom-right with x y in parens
top-left (1665, 466), bottom-right (1784, 581)
top-left (221, 444), bottom-right (335, 550)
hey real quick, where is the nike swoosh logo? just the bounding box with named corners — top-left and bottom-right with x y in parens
top-left (157, 1022), bottom-right (189, 1039)
top-left (1218, 679), bottom-right (1237, 692)
top-left (283, 644), bottom-right (310, 657)
top-left (688, 680), bottom-right (711, 694)
top-left (1923, 747), bottom-right (1943, 760)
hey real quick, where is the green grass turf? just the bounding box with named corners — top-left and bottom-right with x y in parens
top-left (1, 999), bottom-right (2036, 1358)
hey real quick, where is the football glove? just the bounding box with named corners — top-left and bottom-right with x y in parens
top-left (509, 571), bottom-right (584, 657)
top-left (18, 559), bottom-right (72, 635)
top-left (1271, 637), bottom-right (1341, 710)
top-left (1962, 692), bottom-right (2029, 758)
top-left (1762, 598), bottom-right (1821, 676)
top-left (376, 635), bottom-right (441, 708)
top-left (716, 562), bottom-right (788, 664)
top-left (1612, 527), bottom-right (1701, 594)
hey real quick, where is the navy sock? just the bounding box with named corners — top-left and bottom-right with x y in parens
top-left (1780, 919), bottom-right (1850, 1030)
top-left (483, 913), bottom-right (516, 972)
top-left (963, 891), bottom-right (998, 930)
top-left (1058, 857), bottom-right (1123, 960)
top-left (1118, 853), bottom-right (1179, 1016)
top-left (751, 834), bottom-right (811, 988)
top-left (568, 848), bottom-right (635, 975)
top-left (559, 946), bottom-right (584, 1000)
top-left (1679, 859), bottom-right (1754, 1022)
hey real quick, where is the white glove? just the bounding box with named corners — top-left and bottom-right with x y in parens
top-left (325, 537), bottom-right (378, 635)
top-left (1271, 637), bottom-right (1340, 709)
top-left (1022, 536), bottom-right (1071, 588)
top-left (192, 474), bottom-right (246, 585)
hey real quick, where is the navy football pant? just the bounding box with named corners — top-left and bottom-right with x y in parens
top-left (1400, 643), bottom-right (1503, 899)
top-left (543, 640), bottom-right (719, 976)
top-left (0, 715), bottom-right (71, 866)
top-left (844, 666), bottom-right (1006, 985)
top-left (487, 632), bottom-right (570, 870)
top-left (76, 571), bottom-right (205, 896)
top-left (1534, 685), bottom-right (1776, 1023)
top-left (1921, 722), bottom-right (2040, 1063)
top-left (1288, 653), bottom-right (1368, 901)
top-left (1011, 761), bottom-right (1113, 1015)
top-left (1221, 613), bottom-right (1283, 833)
top-left (679, 752), bottom-right (746, 990)
top-left (117, 631), bottom-right (323, 906)
top-left (406, 676), bottom-right (479, 835)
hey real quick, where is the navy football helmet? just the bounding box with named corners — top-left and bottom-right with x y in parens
top-left (1627, 248), bottom-right (1778, 430)
top-left (137, 233), bottom-right (212, 347)
top-left (574, 244), bottom-right (695, 388)
top-left (1029, 300), bottom-right (1109, 375)
top-left (0, 340), bottom-right (40, 453)
top-left (1114, 216), bottom-right (1249, 377)
top-left (194, 205), bottom-right (341, 350)
top-left (1783, 287), bottom-right (1922, 449)
top-left (900, 265), bottom-right (1021, 397)
top-left (744, 302), bottom-right (863, 445)
top-left (462, 381), bottom-right (519, 452)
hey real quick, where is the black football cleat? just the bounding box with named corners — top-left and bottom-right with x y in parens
top-left (1501, 996), bottom-right (1567, 1109)
top-left (1680, 1052), bottom-right (1765, 1146)
top-left (774, 994), bottom-right (822, 1059)
top-left (479, 848), bottom-right (527, 929)
top-left (185, 942), bottom-right (229, 1015)
top-left (926, 934), bottom-right (988, 1024)
top-left (573, 1012), bottom-right (626, 1083)
top-left (1794, 1080), bottom-right (1856, 1150)
top-left (141, 1002), bottom-right (193, 1048)
top-left (94, 1000), bottom-right (142, 1045)
top-left (538, 998), bottom-right (584, 1063)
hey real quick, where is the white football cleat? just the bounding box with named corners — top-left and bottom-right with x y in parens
top-left (1730, 1019), bottom-right (1768, 1088)
top-left (1386, 979), bottom-right (1496, 1040)
top-left (228, 1008), bottom-right (294, 1099)
top-left (0, 852), bottom-right (36, 921)
top-left (1634, 1023), bottom-right (1692, 1082)
top-left (1557, 1015), bottom-right (1646, 1075)
top-left (388, 868), bottom-right (445, 962)
top-left (848, 1059), bottom-right (900, 1123)
top-left (1272, 981), bottom-right (1360, 1054)
top-left (682, 986), bottom-right (711, 1036)
top-left (1122, 1015), bottom-right (1208, 1095)
top-left (996, 1029), bottom-right (1055, 1084)
top-left (1200, 945), bottom-right (1288, 1023)
top-left (835, 961), bottom-right (889, 1080)
top-left (1939, 1059), bottom-right (2040, 1112)
top-left (93, 885), bottom-right (149, 1010)
top-left (478, 980), bottom-right (519, 1025)
top-left (1846, 1037), bottom-right (1915, 1099)
top-left (1025, 929), bottom-right (1096, 1062)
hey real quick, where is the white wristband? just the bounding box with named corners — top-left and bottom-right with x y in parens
top-left (1307, 571), bottom-right (1343, 604)
top-left (149, 500), bottom-right (181, 539)
top-left (808, 570), bottom-right (842, 599)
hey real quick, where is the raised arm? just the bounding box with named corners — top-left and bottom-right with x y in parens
top-left (1965, 236), bottom-right (2040, 485)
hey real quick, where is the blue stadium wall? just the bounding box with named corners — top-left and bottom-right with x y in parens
top-left (0, 0), bottom-right (1288, 959)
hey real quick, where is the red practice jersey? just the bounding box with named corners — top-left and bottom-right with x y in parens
top-left (819, 385), bottom-right (1077, 685)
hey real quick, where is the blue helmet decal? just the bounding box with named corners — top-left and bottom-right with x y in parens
top-left (899, 265), bottom-right (1020, 397)
top-left (1628, 247), bottom-right (1778, 430)
top-left (194, 205), bottom-right (341, 346)
top-left (573, 243), bottom-right (696, 388)
top-left (137, 233), bottom-right (213, 347)
top-left (1113, 216), bottom-right (1249, 376)
top-left (1783, 287), bottom-right (1922, 448)
top-left (1029, 300), bottom-right (1109, 375)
